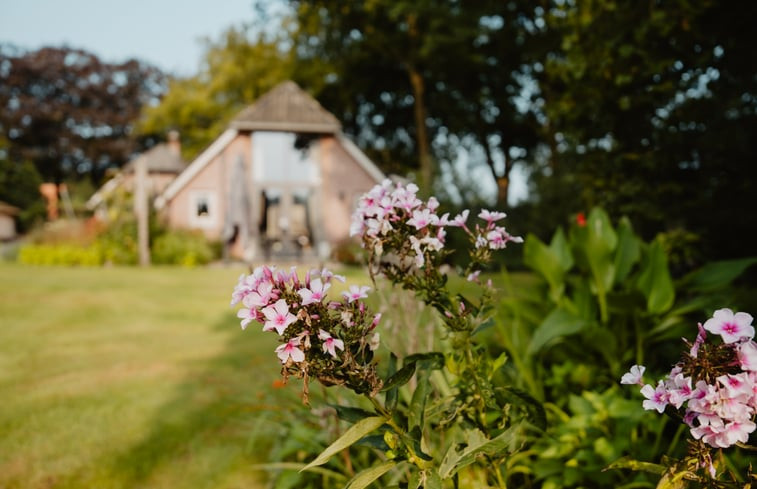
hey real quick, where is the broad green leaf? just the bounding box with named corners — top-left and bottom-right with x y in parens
top-left (438, 424), bottom-right (523, 479)
top-left (637, 239), bottom-right (675, 314)
top-left (613, 217), bottom-right (641, 285)
top-left (404, 352), bottom-right (445, 370)
top-left (331, 405), bottom-right (376, 424)
top-left (497, 387), bottom-right (546, 431)
top-left (603, 456), bottom-right (665, 475)
top-left (528, 307), bottom-right (590, 354)
top-left (302, 416), bottom-right (387, 471)
top-left (381, 361), bottom-right (416, 392)
top-left (344, 461), bottom-right (396, 489)
top-left (549, 227), bottom-right (574, 272)
top-left (408, 368), bottom-right (430, 430)
top-left (425, 471), bottom-right (442, 489)
top-left (249, 462), bottom-right (348, 480)
top-left (524, 233), bottom-right (566, 301)
top-left (682, 257), bottom-right (757, 291)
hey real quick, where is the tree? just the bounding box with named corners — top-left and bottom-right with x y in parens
top-left (530, 0), bottom-right (757, 262)
top-left (0, 136), bottom-right (45, 230)
top-left (0, 45), bottom-right (166, 183)
top-left (137, 27), bottom-right (296, 159)
top-left (290, 0), bottom-right (543, 204)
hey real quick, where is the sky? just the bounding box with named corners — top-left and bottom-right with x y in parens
top-left (0, 0), bottom-right (257, 76)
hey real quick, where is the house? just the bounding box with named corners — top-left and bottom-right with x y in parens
top-left (154, 81), bottom-right (384, 261)
top-left (0, 201), bottom-right (19, 241)
top-left (86, 131), bottom-right (186, 219)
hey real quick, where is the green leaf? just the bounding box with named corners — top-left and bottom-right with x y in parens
top-left (637, 239), bottom-right (675, 314)
top-left (344, 461), bottom-right (396, 489)
top-left (425, 470), bottom-right (442, 489)
top-left (613, 217), bottom-right (641, 285)
top-left (302, 416), bottom-right (387, 471)
top-left (249, 462), bottom-right (348, 481)
top-left (682, 257), bottom-right (757, 291)
top-left (385, 353), bottom-right (398, 411)
top-left (528, 307), bottom-right (590, 354)
top-left (438, 424), bottom-right (523, 479)
top-left (550, 227), bottom-right (574, 272)
top-left (523, 233), bottom-right (566, 302)
top-left (404, 352), bottom-right (445, 370)
top-left (331, 405), bottom-right (377, 424)
top-left (381, 361), bottom-right (417, 392)
top-left (408, 369), bottom-right (430, 431)
top-left (603, 456), bottom-right (665, 475)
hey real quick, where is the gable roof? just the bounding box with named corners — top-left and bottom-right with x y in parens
top-left (86, 142), bottom-right (187, 210)
top-left (122, 143), bottom-right (186, 174)
top-left (230, 81), bottom-right (341, 133)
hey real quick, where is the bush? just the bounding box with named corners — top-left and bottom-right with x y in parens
top-left (152, 230), bottom-right (216, 266)
top-left (18, 243), bottom-right (103, 266)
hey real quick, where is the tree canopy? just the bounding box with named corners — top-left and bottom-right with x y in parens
top-left (0, 45), bottom-right (166, 183)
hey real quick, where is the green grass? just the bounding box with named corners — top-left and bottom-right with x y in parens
top-left (0, 263), bottom-right (312, 489)
top-left (0, 262), bottom-right (535, 488)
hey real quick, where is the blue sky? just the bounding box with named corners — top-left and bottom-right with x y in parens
top-left (0, 0), bottom-right (257, 75)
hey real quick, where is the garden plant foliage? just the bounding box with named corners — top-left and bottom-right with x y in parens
top-left (232, 189), bottom-right (756, 488)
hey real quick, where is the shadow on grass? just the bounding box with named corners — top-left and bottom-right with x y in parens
top-left (105, 313), bottom-right (296, 488)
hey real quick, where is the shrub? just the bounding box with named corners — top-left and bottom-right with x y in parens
top-left (152, 230), bottom-right (216, 266)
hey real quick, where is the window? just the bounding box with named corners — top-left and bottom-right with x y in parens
top-left (189, 191), bottom-right (216, 228)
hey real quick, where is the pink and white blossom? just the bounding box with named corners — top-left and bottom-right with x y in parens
top-left (318, 329), bottom-right (344, 358)
top-left (298, 278), bottom-right (331, 306)
top-left (738, 340), bottom-right (757, 371)
top-left (478, 209), bottom-right (507, 224)
top-left (237, 307), bottom-right (262, 330)
top-left (703, 308), bottom-right (754, 344)
top-left (275, 338), bottom-right (305, 364)
top-left (343, 285), bottom-right (371, 302)
top-left (641, 381), bottom-right (669, 413)
top-left (262, 299), bottom-right (298, 335)
top-left (620, 364), bottom-right (646, 385)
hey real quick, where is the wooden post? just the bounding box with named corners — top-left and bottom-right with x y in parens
top-left (134, 156), bottom-right (150, 266)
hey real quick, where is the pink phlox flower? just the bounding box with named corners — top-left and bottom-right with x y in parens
top-left (370, 313), bottom-right (382, 329)
top-left (420, 235), bottom-right (444, 252)
top-left (717, 373), bottom-right (754, 400)
top-left (620, 364), bottom-right (646, 385)
top-left (343, 285), bottom-right (370, 302)
top-left (721, 419), bottom-right (757, 447)
top-left (230, 272), bottom-right (262, 306)
top-left (479, 209), bottom-right (507, 224)
top-left (449, 209), bottom-right (469, 227)
top-left (317, 329), bottom-right (344, 358)
top-left (437, 212), bottom-right (450, 226)
top-left (392, 185), bottom-right (422, 212)
top-left (407, 208), bottom-right (438, 230)
top-left (243, 280), bottom-right (275, 308)
top-left (426, 196), bottom-right (440, 211)
top-left (262, 299), bottom-right (298, 335)
top-left (467, 270), bottom-right (481, 283)
top-left (237, 307), bottom-right (262, 330)
top-left (318, 268), bottom-right (346, 283)
top-left (369, 332), bottom-right (381, 351)
top-left (703, 308), bottom-right (754, 344)
top-left (667, 373), bottom-right (694, 409)
top-left (737, 340), bottom-right (757, 371)
top-left (409, 236), bottom-right (425, 268)
top-left (475, 235), bottom-right (488, 249)
top-left (641, 381), bottom-right (669, 413)
top-left (275, 337), bottom-right (305, 364)
top-left (298, 278), bottom-right (331, 306)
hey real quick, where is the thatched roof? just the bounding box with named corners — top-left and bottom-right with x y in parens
top-left (230, 81), bottom-right (341, 133)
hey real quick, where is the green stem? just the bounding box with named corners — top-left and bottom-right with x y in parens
top-left (494, 462), bottom-right (507, 489)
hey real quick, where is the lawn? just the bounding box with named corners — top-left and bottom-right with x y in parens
top-left (0, 263), bottom-right (534, 489)
top-left (0, 263), bottom-right (360, 489)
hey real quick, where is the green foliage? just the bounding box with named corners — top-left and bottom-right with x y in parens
top-left (17, 243), bottom-right (103, 266)
top-left (0, 155), bottom-right (45, 231)
top-left (493, 207), bottom-right (756, 488)
top-left (152, 230), bottom-right (216, 266)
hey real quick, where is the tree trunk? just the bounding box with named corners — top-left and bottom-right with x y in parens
top-left (408, 68), bottom-right (433, 196)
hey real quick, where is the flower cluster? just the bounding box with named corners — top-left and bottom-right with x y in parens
top-left (231, 266), bottom-right (383, 399)
top-left (350, 179), bottom-right (522, 274)
top-left (622, 309), bottom-right (757, 450)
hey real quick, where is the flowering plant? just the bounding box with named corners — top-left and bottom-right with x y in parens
top-left (232, 180), bottom-right (536, 488)
top-left (620, 308), bottom-right (757, 485)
